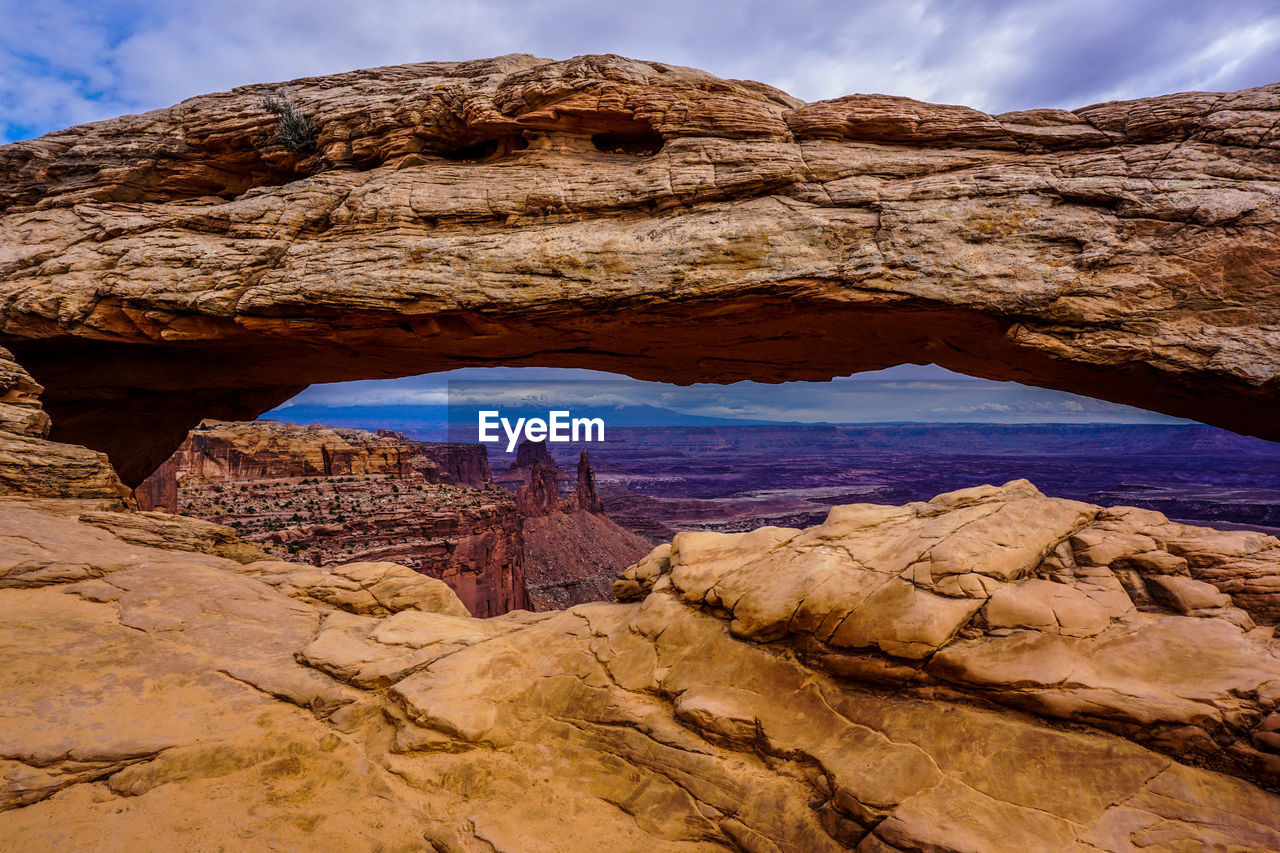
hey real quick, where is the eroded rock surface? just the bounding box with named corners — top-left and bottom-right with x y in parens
top-left (136, 419), bottom-right (450, 508)
top-left (0, 346), bottom-right (130, 510)
top-left (515, 447), bottom-right (652, 609)
top-left (3, 480), bottom-right (1280, 851)
top-left (0, 56), bottom-right (1278, 484)
top-left (136, 419), bottom-right (495, 510)
top-left (132, 418), bottom-right (528, 615)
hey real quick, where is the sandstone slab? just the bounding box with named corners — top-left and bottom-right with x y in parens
top-left (2, 474), bottom-right (1280, 849)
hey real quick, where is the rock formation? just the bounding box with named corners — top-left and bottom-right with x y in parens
top-left (511, 446), bottom-right (608, 517)
top-left (508, 446), bottom-right (652, 609)
top-left (141, 425), bottom-right (644, 614)
top-left (497, 439), bottom-right (567, 486)
top-left (138, 419), bottom-right (527, 616)
top-left (514, 461), bottom-right (560, 516)
top-left (3, 477), bottom-right (1280, 849)
top-left (572, 449), bottom-right (605, 513)
top-left (615, 483), bottom-right (1280, 786)
top-left (0, 56), bottom-right (1277, 485)
top-left (136, 420), bottom-right (446, 510)
top-left (191, 476), bottom-right (527, 617)
top-left (415, 440), bottom-right (491, 488)
top-left (137, 420), bottom-right (494, 509)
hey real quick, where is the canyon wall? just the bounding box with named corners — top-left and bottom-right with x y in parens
top-left (137, 424), bottom-right (652, 614)
top-left (137, 420), bottom-right (440, 509)
top-left (410, 438), bottom-right (491, 487)
top-left (137, 420), bottom-right (494, 509)
top-left (138, 419), bottom-right (527, 616)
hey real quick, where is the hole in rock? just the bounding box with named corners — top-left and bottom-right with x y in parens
top-left (591, 130), bottom-right (664, 156)
top-left (438, 135), bottom-right (529, 162)
top-left (132, 364), bottom-right (1280, 618)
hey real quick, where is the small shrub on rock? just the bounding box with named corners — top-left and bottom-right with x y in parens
top-left (260, 89), bottom-right (317, 155)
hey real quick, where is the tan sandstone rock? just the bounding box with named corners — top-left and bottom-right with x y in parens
top-left (234, 558), bottom-right (471, 617)
top-left (4, 54), bottom-right (1280, 851)
top-left (3, 482), bottom-right (1280, 849)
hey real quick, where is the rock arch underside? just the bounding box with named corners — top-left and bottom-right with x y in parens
top-left (3, 55), bottom-right (1280, 852)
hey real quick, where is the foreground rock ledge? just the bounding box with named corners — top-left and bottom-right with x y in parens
top-left (1, 55), bottom-right (1279, 483)
top-left (2, 480), bottom-right (1279, 851)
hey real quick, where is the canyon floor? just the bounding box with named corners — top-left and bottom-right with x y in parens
top-left (472, 424), bottom-right (1280, 541)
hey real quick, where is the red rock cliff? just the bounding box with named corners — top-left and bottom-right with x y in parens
top-left (572, 450), bottom-right (605, 514)
top-left (516, 447), bottom-right (650, 610)
top-left (136, 419), bottom-right (527, 615)
top-left (515, 462), bottom-right (560, 516)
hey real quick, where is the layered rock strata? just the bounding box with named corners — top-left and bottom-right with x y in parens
top-left (135, 419), bottom-right (496, 510)
top-left (139, 419), bottom-right (527, 616)
top-left (0, 56), bottom-right (1277, 484)
top-left (2, 481), bottom-right (1280, 850)
top-left (184, 476), bottom-right (528, 617)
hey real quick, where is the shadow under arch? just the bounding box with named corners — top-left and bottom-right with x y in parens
top-left (9, 296), bottom-right (1278, 488)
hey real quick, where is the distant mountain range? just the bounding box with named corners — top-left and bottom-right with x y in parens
top-left (261, 402), bottom-right (794, 438)
top-left (259, 404), bottom-right (1280, 457)
top-left (593, 422), bottom-right (1280, 457)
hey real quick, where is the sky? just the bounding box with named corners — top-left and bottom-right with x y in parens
top-left (3, 0), bottom-right (1279, 143)
top-left (5, 1), bottom-right (1271, 425)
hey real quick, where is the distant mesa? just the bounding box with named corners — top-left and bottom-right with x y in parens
top-left (136, 419), bottom-right (491, 512)
top-left (135, 419), bottom-right (523, 616)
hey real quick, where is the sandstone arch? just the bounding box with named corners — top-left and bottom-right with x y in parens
top-left (1, 54), bottom-right (1277, 485)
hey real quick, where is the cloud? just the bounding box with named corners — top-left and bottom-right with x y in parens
top-left (277, 387), bottom-right (451, 407)
top-left (4, 0), bottom-right (1279, 143)
top-left (934, 402), bottom-right (1014, 413)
